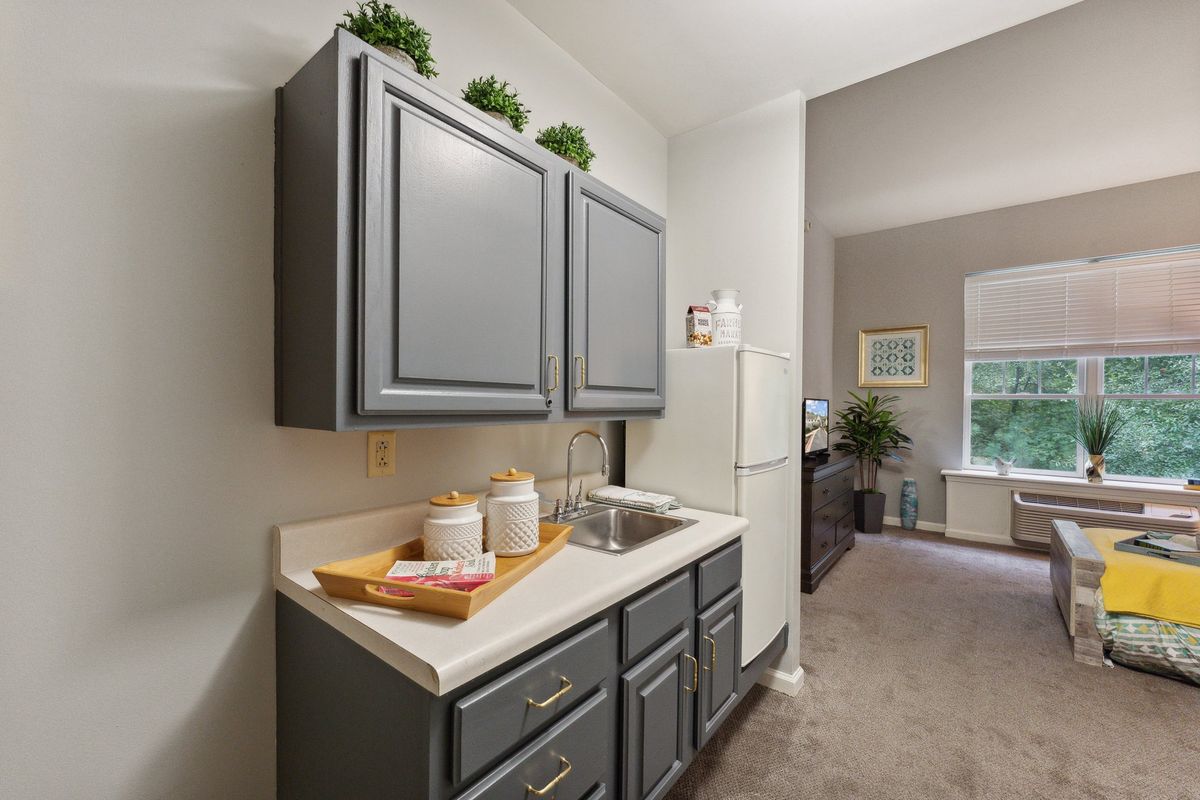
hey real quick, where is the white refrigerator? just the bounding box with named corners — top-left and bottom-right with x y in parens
top-left (626, 345), bottom-right (791, 667)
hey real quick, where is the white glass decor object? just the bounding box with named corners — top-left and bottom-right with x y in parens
top-left (423, 491), bottom-right (484, 561)
top-left (486, 468), bottom-right (540, 556)
top-left (994, 456), bottom-right (1014, 476)
top-left (708, 289), bottom-right (743, 346)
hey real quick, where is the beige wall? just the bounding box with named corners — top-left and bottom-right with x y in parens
top-left (0, 1), bottom-right (665, 796)
top-left (832, 172), bottom-right (1200, 525)
top-left (802, 210), bottom-right (835, 401)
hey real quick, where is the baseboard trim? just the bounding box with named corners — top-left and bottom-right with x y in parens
top-left (944, 527), bottom-right (1015, 547)
top-left (759, 665), bottom-right (805, 696)
top-left (882, 515), bottom-right (947, 534)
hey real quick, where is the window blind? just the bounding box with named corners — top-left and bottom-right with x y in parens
top-left (963, 246), bottom-right (1200, 361)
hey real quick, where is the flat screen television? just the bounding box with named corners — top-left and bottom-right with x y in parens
top-left (803, 398), bottom-right (830, 456)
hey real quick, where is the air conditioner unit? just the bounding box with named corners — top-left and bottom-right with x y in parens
top-left (1010, 491), bottom-right (1200, 547)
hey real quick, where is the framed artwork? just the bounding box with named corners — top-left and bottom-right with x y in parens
top-left (858, 324), bottom-right (929, 387)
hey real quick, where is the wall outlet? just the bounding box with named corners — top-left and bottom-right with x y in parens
top-left (367, 431), bottom-right (396, 477)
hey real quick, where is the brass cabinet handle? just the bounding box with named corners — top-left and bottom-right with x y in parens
top-left (525, 756), bottom-right (572, 796)
top-left (546, 354), bottom-right (560, 393)
top-left (526, 676), bottom-right (572, 709)
top-left (574, 355), bottom-right (586, 390)
top-left (683, 654), bottom-right (698, 693)
top-left (704, 635), bottom-right (717, 672)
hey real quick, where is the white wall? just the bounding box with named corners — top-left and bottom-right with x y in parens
top-left (0, 2), bottom-right (665, 797)
top-left (666, 92), bottom-right (807, 683)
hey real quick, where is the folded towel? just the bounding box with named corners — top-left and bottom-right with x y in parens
top-left (588, 485), bottom-right (681, 514)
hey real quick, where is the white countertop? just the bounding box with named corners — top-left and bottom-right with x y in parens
top-left (273, 493), bottom-right (747, 696)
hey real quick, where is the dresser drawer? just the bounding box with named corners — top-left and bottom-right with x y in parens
top-left (813, 493), bottom-right (852, 532)
top-left (811, 467), bottom-right (854, 507)
top-left (622, 572), bottom-right (692, 663)
top-left (456, 689), bottom-right (610, 800)
top-left (453, 621), bottom-right (609, 785)
top-left (812, 520), bottom-right (836, 562)
top-left (696, 539), bottom-right (742, 609)
top-left (835, 512), bottom-right (854, 544)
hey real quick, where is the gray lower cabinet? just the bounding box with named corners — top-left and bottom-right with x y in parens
top-left (620, 628), bottom-right (692, 800)
top-left (276, 537), bottom-right (777, 800)
top-left (696, 588), bottom-right (743, 747)
top-left (568, 172), bottom-right (666, 413)
top-left (275, 30), bottom-right (666, 431)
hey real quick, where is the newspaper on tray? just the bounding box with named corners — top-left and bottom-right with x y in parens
top-left (378, 552), bottom-right (496, 596)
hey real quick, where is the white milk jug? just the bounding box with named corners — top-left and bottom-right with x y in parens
top-left (708, 289), bottom-right (743, 346)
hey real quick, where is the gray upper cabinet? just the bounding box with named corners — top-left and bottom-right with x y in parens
top-left (359, 55), bottom-right (559, 417)
top-left (567, 172), bottom-right (666, 413)
top-left (275, 31), bottom-right (664, 431)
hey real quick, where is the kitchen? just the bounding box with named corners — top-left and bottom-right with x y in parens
top-left (271, 24), bottom-right (802, 799)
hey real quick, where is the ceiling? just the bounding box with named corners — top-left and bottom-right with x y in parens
top-left (506, 0), bottom-right (1082, 137)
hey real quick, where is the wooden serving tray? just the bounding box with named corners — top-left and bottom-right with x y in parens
top-left (313, 521), bottom-right (573, 620)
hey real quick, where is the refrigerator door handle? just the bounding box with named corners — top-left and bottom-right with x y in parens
top-left (734, 456), bottom-right (788, 477)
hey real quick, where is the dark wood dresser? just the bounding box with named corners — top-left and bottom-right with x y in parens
top-left (801, 453), bottom-right (856, 593)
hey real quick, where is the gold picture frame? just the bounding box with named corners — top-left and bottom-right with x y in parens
top-left (858, 324), bottom-right (929, 387)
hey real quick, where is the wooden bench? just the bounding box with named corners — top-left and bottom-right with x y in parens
top-left (1049, 520), bottom-right (1106, 666)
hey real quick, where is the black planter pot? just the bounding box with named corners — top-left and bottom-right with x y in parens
top-left (854, 490), bottom-right (886, 533)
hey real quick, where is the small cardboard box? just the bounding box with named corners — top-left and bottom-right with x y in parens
top-left (686, 305), bottom-right (713, 347)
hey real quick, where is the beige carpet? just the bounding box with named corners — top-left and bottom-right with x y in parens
top-left (667, 527), bottom-right (1200, 800)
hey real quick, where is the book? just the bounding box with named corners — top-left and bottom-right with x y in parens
top-left (377, 553), bottom-right (496, 596)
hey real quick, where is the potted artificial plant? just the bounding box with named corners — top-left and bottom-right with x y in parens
top-left (338, 1), bottom-right (438, 78)
top-left (462, 76), bottom-right (531, 132)
top-left (1074, 397), bottom-right (1127, 483)
top-left (832, 390), bottom-right (912, 534)
top-left (535, 123), bottom-right (595, 171)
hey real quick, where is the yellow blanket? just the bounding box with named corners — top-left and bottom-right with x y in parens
top-left (1084, 527), bottom-right (1200, 628)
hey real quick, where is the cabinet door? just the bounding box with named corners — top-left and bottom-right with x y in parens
top-left (359, 55), bottom-right (562, 416)
top-left (621, 627), bottom-right (692, 800)
top-left (567, 172), bottom-right (665, 412)
top-left (696, 588), bottom-right (742, 748)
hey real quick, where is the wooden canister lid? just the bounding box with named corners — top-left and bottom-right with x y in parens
top-left (430, 490), bottom-right (477, 507)
top-left (489, 467), bottom-right (535, 482)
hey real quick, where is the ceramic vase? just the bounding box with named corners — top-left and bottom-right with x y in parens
top-left (994, 456), bottom-right (1014, 476)
top-left (900, 479), bottom-right (918, 530)
top-left (376, 45), bottom-right (418, 72)
top-left (708, 289), bottom-right (743, 346)
top-left (1085, 454), bottom-right (1105, 484)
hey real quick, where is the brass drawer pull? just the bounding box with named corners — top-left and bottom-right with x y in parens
top-left (526, 756), bottom-right (572, 796)
top-left (683, 653), bottom-right (698, 692)
top-left (526, 676), bottom-right (572, 709)
top-left (574, 355), bottom-right (586, 389)
top-left (703, 635), bottom-right (717, 671)
top-left (547, 354), bottom-right (560, 392)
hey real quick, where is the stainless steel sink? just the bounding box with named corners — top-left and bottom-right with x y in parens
top-left (553, 504), bottom-right (698, 555)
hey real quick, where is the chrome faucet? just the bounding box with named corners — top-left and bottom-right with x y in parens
top-left (553, 430), bottom-right (610, 521)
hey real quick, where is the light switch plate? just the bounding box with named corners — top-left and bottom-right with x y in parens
top-left (367, 431), bottom-right (396, 477)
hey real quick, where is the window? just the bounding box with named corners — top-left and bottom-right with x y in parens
top-left (967, 359), bottom-right (1081, 473)
top-left (966, 356), bottom-right (1200, 479)
top-left (963, 246), bottom-right (1200, 482)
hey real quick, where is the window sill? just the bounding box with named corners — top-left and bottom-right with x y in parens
top-left (940, 468), bottom-right (1198, 504)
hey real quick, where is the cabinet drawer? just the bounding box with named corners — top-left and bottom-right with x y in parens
top-left (622, 572), bottom-right (692, 663)
top-left (697, 540), bottom-right (742, 609)
top-left (813, 493), bottom-right (851, 532)
top-left (835, 512), bottom-right (854, 544)
top-left (812, 521), bottom-right (836, 563)
top-left (811, 468), bottom-right (854, 507)
top-left (453, 621), bottom-right (609, 785)
top-left (456, 689), bottom-right (610, 800)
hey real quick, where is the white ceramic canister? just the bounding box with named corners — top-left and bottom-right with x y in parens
top-left (708, 289), bottom-right (743, 346)
top-left (422, 491), bottom-right (484, 561)
top-left (486, 467), bottom-right (540, 557)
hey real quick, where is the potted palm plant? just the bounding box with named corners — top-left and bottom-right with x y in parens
top-left (1074, 397), bottom-right (1127, 483)
top-left (338, 1), bottom-right (438, 78)
top-left (831, 390), bottom-right (913, 533)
